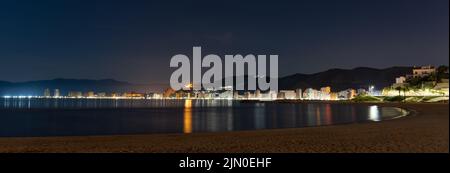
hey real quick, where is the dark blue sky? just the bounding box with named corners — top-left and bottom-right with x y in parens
top-left (0, 0), bottom-right (448, 84)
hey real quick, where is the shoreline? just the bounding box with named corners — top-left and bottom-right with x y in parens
top-left (0, 102), bottom-right (447, 153)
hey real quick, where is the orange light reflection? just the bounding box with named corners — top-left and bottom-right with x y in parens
top-left (183, 99), bottom-right (193, 133)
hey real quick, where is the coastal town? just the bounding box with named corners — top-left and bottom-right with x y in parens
top-left (6, 65), bottom-right (448, 102)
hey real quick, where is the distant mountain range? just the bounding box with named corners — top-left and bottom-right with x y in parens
top-left (279, 66), bottom-right (412, 91)
top-left (0, 66), bottom-right (413, 96)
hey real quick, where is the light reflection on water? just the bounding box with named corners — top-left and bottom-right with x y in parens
top-left (183, 99), bottom-right (192, 134)
top-left (0, 98), bottom-right (408, 137)
top-left (369, 105), bottom-right (381, 121)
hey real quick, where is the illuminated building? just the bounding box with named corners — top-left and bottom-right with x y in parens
top-left (278, 90), bottom-right (297, 99)
top-left (122, 92), bottom-right (144, 98)
top-left (320, 86), bottom-right (331, 94)
top-left (348, 89), bottom-right (356, 99)
top-left (330, 92), bottom-right (338, 100)
top-left (395, 76), bottom-right (406, 84)
top-left (338, 89), bottom-right (356, 99)
top-left (295, 89), bottom-right (302, 99)
top-left (110, 92), bottom-right (118, 97)
top-left (268, 91), bottom-right (278, 100)
top-left (146, 93), bottom-right (162, 99)
top-left (233, 91), bottom-right (240, 99)
top-left (413, 65), bottom-right (436, 78)
top-left (44, 88), bottom-right (51, 97)
top-left (203, 92), bottom-right (213, 99)
top-left (53, 89), bottom-right (60, 97)
top-left (163, 88), bottom-right (175, 98)
top-left (85, 91), bottom-right (95, 97)
top-left (255, 89), bottom-right (261, 99)
top-left (219, 90), bottom-right (233, 99)
top-left (97, 92), bottom-right (106, 97)
top-left (302, 88), bottom-right (310, 99)
top-left (244, 92), bottom-right (252, 99)
top-left (318, 87), bottom-right (331, 100)
top-left (303, 88), bottom-right (316, 100)
top-left (357, 88), bottom-right (367, 95)
top-left (337, 90), bottom-right (348, 99)
top-left (336, 88), bottom-right (356, 100)
top-left (68, 91), bottom-right (82, 98)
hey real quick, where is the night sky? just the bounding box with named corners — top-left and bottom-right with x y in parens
top-left (0, 0), bottom-right (448, 84)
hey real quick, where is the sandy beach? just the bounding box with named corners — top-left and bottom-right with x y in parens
top-left (0, 102), bottom-right (448, 153)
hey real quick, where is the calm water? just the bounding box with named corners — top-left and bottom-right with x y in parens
top-left (0, 98), bottom-right (408, 137)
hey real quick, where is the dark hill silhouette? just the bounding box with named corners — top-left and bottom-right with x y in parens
top-left (203, 66), bottom-right (412, 92)
top-left (279, 66), bottom-right (412, 91)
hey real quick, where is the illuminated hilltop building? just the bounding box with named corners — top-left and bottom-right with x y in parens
top-left (385, 65), bottom-right (449, 97)
top-left (413, 65), bottom-right (436, 78)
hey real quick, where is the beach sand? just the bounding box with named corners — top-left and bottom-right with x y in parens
top-left (0, 103), bottom-right (448, 153)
